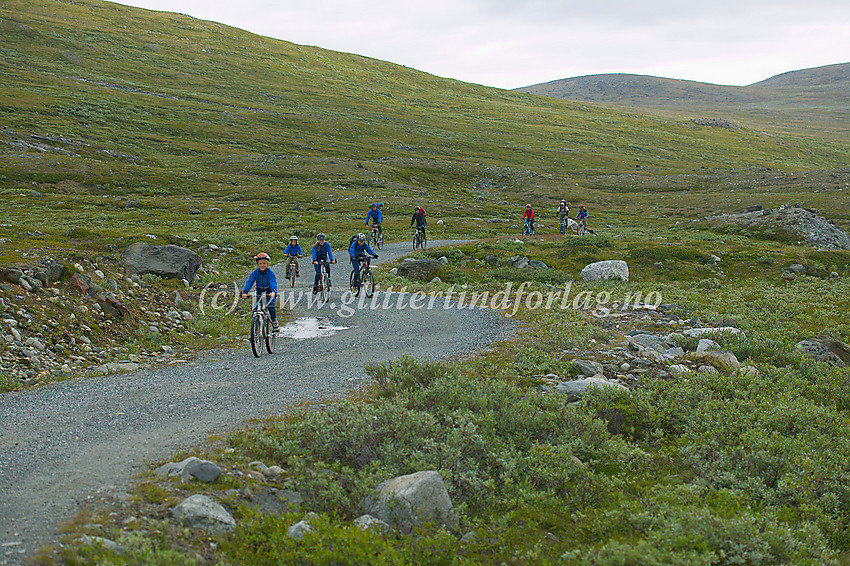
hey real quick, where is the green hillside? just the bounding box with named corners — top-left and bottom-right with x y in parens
top-left (2, 0), bottom-right (849, 207)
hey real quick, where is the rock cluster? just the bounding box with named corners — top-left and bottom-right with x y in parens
top-left (0, 243), bottom-right (222, 388)
top-left (705, 204), bottom-right (850, 250)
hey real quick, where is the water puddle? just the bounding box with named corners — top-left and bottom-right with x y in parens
top-left (277, 318), bottom-right (349, 340)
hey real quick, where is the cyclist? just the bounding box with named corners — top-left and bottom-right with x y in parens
top-left (556, 201), bottom-right (570, 233)
top-left (283, 235), bottom-right (303, 279)
top-left (241, 252), bottom-right (278, 330)
top-left (575, 205), bottom-right (589, 234)
top-left (349, 233), bottom-right (378, 289)
top-left (409, 206), bottom-right (427, 240)
top-left (312, 233), bottom-right (336, 294)
top-left (522, 204), bottom-right (535, 233)
top-left (366, 202), bottom-right (382, 238)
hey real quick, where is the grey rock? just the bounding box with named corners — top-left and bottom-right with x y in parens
top-left (172, 494), bottom-right (235, 532)
top-left (1, 268), bottom-right (23, 284)
top-left (156, 456), bottom-right (222, 483)
top-left (287, 512), bottom-right (318, 540)
top-left (580, 260), bottom-right (629, 283)
top-left (795, 340), bottom-right (845, 367)
top-left (629, 333), bottom-right (666, 350)
top-left (664, 347), bottom-right (685, 358)
top-left (122, 242), bottom-right (202, 281)
top-left (508, 256), bottom-right (529, 269)
top-left (555, 377), bottom-right (627, 400)
top-left (397, 258), bottom-right (444, 281)
top-left (696, 339), bottom-right (720, 353)
top-left (363, 470), bottom-right (458, 533)
top-left (527, 259), bottom-right (549, 269)
top-left (353, 514), bottom-right (392, 533)
top-left (38, 259), bottom-right (66, 283)
top-left (78, 535), bottom-right (123, 553)
top-left (573, 359), bottom-right (603, 377)
top-left (786, 263), bottom-right (807, 274)
top-left (438, 256), bottom-right (449, 265)
top-left (483, 255), bottom-right (498, 265)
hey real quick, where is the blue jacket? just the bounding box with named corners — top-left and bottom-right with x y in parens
top-left (284, 243), bottom-right (303, 256)
top-left (312, 242), bottom-right (334, 262)
top-left (366, 208), bottom-right (382, 224)
top-left (576, 209), bottom-right (589, 220)
top-left (349, 240), bottom-right (376, 258)
top-left (243, 267), bottom-right (277, 294)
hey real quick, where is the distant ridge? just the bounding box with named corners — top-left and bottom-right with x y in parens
top-left (514, 62), bottom-right (850, 138)
top-left (749, 62), bottom-right (850, 88)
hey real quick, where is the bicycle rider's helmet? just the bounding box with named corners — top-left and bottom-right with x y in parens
top-left (526, 204), bottom-right (532, 208)
top-left (254, 252), bottom-right (271, 262)
top-left (316, 233), bottom-right (326, 240)
top-left (356, 233), bottom-right (366, 242)
top-left (578, 204), bottom-right (585, 208)
top-left (415, 206), bottom-right (421, 211)
top-left (289, 235), bottom-right (298, 240)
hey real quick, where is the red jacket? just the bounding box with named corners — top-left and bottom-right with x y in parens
top-left (522, 208), bottom-right (534, 219)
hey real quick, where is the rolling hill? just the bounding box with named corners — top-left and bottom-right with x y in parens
top-left (515, 63), bottom-right (850, 139)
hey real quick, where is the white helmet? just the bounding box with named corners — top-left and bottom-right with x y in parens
top-left (356, 233), bottom-right (366, 242)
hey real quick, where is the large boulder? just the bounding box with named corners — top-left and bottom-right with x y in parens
top-left (555, 377), bottom-right (627, 401)
top-left (580, 260), bottom-right (629, 283)
top-left (156, 456), bottom-right (222, 483)
top-left (172, 494), bottom-right (235, 532)
top-left (122, 242), bottom-right (202, 281)
top-left (397, 258), bottom-right (444, 282)
top-left (362, 470), bottom-right (458, 533)
top-left (796, 340), bottom-right (846, 367)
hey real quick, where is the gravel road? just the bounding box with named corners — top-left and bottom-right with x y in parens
top-left (0, 240), bottom-right (514, 564)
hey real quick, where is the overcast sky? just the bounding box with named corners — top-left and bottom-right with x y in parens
top-left (115, 0), bottom-right (850, 89)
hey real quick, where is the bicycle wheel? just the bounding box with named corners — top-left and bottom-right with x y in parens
top-left (412, 232), bottom-right (419, 251)
top-left (250, 315), bottom-right (262, 358)
top-left (422, 232), bottom-right (427, 248)
top-left (350, 269), bottom-right (361, 297)
top-left (319, 271), bottom-right (330, 303)
top-left (265, 316), bottom-right (276, 353)
top-left (288, 263), bottom-right (296, 288)
top-left (522, 223), bottom-right (529, 236)
top-left (376, 232), bottom-right (383, 250)
top-left (363, 268), bottom-right (375, 298)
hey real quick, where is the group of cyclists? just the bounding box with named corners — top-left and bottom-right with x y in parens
top-left (522, 201), bottom-right (589, 235)
top-left (241, 203), bottom-right (431, 324)
top-left (242, 199), bottom-right (589, 326)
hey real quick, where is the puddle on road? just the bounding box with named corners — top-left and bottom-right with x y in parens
top-left (278, 318), bottom-right (349, 340)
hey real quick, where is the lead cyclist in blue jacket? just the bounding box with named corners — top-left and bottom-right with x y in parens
top-left (241, 252), bottom-right (278, 330)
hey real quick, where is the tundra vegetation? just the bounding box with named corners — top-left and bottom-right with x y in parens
top-left (1, 0), bottom-right (849, 564)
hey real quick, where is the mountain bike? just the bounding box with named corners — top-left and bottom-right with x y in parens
top-left (286, 255), bottom-right (300, 288)
top-left (369, 225), bottom-right (383, 250)
top-left (522, 219), bottom-right (535, 236)
top-left (412, 227), bottom-right (426, 250)
top-left (249, 291), bottom-right (276, 357)
top-left (350, 255), bottom-right (376, 298)
top-left (316, 259), bottom-right (333, 303)
top-left (559, 217), bottom-right (568, 234)
top-left (577, 218), bottom-right (587, 236)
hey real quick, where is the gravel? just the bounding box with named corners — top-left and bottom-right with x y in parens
top-left (0, 240), bottom-right (514, 564)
